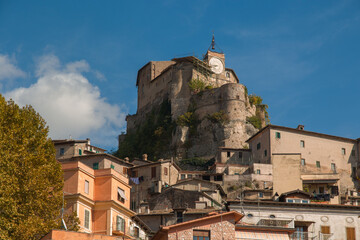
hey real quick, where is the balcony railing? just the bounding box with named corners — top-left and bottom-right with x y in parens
top-left (112, 224), bottom-right (140, 239)
top-left (238, 215), bottom-right (294, 229)
top-left (290, 232), bottom-right (317, 240)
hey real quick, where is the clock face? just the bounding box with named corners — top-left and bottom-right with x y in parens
top-left (209, 57), bottom-right (224, 74)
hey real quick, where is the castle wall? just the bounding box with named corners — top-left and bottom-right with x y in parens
top-left (169, 62), bottom-right (194, 120)
top-left (137, 61), bottom-right (174, 113)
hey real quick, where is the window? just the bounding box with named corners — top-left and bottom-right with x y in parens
top-left (123, 167), bottom-right (127, 174)
top-left (275, 132), bottom-right (281, 139)
top-left (60, 148), bottom-right (65, 156)
top-left (117, 187), bottom-right (126, 203)
top-left (259, 192), bottom-right (263, 198)
top-left (188, 174), bottom-right (193, 178)
top-left (111, 164), bottom-right (115, 169)
top-left (351, 150), bottom-right (356, 156)
top-left (181, 174), bottom-right (185, 180)
top-left (151, 167), bottom-right (156, 179)
top-left (302, 200), bottom-right (309, 204)
top-left (93, 162), bottom-right (99, 170)
top-left (226, 71), bottom-right (230, 78)
top-left (79, 149), bottom-right (82, 156)
top-left (316, 161), bottom-right (320, 168)
top-left (134, 227), bottom-right (140, 238)
top-left (84, 209), bottom-right (90, 229)
top-left (342, 148), bottom-right (346, 155)
top-left (214, 175), bottom-right (223, 181)
top-left (116, 216), bottom-right (125, 232)
top-left (257, 142), bottom-right (261, 150)
top-left (176, 211), bottom-right (183, 223)
top-left (331, 163), bottom-right (336, 172)
top-left (300, 140), bottom-right (305, 148)
top-left (321, 226), bottom-right (330, 234)
top-left (132, 170), bottom-right (138, 177)
top-left (239, 152), bottom-right (243, 159)
top-left (301, 159), bottom-right (306, 166)
top-left (269, 214), bottom-right (275, 218)
top-left (164, 167), bottom-right (168, 175)
top-left (256, 169), bottom-right (261, 174)
top-left (85, 180), bottom-right (89, 194)
top-left (286, 199), bottom-right (294, 203)
top-left (247, 213), bottom-right (253, 218)
top-left (346, 227), bottom-right (355, 240)
top-left (227, 151), bottom-right (230, 157)
top-left (193, 230), bottom-right (210, 240)
top-left (264, 149), bottom-right (267, 157)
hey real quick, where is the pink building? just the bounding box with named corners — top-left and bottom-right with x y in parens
top-left (54, 139), bottom-right (151, 239)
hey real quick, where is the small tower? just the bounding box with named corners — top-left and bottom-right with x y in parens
top-left (204, 34), bottom-right (225, 76)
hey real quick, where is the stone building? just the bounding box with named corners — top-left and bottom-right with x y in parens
top-left (245, 124), bottom-right (360, 204)
top-left (128, 158), bottom-right (180, 212)
top-left (121, 37), bottom-right (265, 160)
top-left (152, 211), bottom-right (295, 240)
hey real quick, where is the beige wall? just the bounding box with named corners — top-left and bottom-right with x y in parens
top-left (249, 127), bottom-right (359, 195)
top-left (249, 129), bottom-right (271, 164)
top-left (272, 154), bottom-right (302, 196)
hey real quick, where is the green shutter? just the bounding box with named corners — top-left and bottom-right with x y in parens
top-left (84, 210), bottom-right (90, 229)
top-left (79, 149), bottom-right (82, 155)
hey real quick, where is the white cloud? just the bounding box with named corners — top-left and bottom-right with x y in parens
top-left (0, 54), bottom-right (26, 81)
top-left (4, 54), bottom-right (126, 147)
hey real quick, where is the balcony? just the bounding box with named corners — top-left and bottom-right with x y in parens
top-left (112, 224), bottom-right (140, 239)
top-left (237, 215), bottom-right (294, 229)
top-left (290, 231), bottom-right (317, 240)
top-left (319, 233), bottom-right (333, 240)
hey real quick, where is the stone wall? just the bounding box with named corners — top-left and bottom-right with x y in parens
top-left (167, 219), bottom-right (235, 240)
top-left (125, 57), bottom-right (263, 160)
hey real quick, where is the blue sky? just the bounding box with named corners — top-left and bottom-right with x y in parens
top-left (0, 0), bottom-right (359, 150)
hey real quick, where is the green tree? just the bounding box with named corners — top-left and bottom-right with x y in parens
top-left (0, 96), bottom-right (64, 239)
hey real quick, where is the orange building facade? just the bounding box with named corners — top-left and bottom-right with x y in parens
top-left (54, 139), bottom-right (151, 239)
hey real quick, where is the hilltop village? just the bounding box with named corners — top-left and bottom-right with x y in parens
top-left (43, 40), bottom-right (360, 240)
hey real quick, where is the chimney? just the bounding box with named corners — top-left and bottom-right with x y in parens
top-left (142, 154), bottom-right (148, 161)
top-left (86, 138), bottom-right (90, 145)
top-left (297, 125), bottom-right (304, 130)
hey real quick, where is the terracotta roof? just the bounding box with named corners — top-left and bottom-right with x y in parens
top-left (60, 153), bottom-right (134, 167)
top-left (52, 139), bottom-right (88, 144)
top-left (130, 159), bottom-right (181, 171)
top-left (218, 147), bottom-right (251, 151)
top-left (151, 211), bottom-right (243, 239)
top-left (172, 178), bottom-right (226, 196)
top-left (246, 124), bottom-right (357, 143)
top-left (278, 189), bottom-right (312, 198)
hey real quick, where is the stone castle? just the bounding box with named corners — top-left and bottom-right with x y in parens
top-left (121, 37), bottom-right (267, 160)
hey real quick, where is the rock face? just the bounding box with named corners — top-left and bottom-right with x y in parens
top-left (120, 51), bottom-right (265, 160)
top-left (173, 83), bottom-right (258, 159)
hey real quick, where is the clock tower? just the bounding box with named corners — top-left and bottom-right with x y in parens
top-left (203, 34), bottom-right (225, 76)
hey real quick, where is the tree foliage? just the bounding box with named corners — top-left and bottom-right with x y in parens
top-left (115, 100), bottom-right (176, 161)
top-left (0, 96), bottom-right (64, 239)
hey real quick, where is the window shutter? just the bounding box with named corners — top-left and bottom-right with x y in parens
top-left (84, 210), bottom-right (90, 229)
